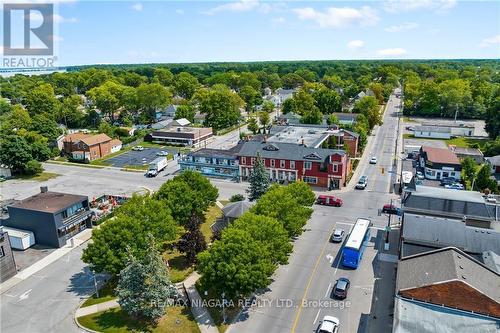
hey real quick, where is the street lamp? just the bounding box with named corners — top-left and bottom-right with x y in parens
top-left (221, 292), bottom-right (226, 324)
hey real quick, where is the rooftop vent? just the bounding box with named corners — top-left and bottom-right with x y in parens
top-left (40, 186), bottom-right (48, 193)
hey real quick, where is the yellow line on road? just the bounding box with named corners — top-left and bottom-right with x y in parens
top-left (290, 227), bottom-right (334, 333)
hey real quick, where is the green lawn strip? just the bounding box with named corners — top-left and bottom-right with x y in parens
top-left (14, 172), bottom-right (60, 182)
top-left (201, 205), bottom-right (222, 242)
top-left (402, 117), bottom-right (418, 123)
top-left (218, 200), bottom-right (230, 206)
top-left (195, 281), bottom-right (242, 333)
top-left (163, 248), bottom-right (195, 283)
top-left (77, 306), bottom-right (200, 333)
top-left (46, 160), bottom-right (106, 169)
top-left (445, 137), bottom-right (493, 151)
top-left (122, 164), bottom-right (149, 171)
top-left (82, 279), bottom-right (117, 307)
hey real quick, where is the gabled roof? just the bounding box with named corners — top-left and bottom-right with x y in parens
top-left (80, 133), bottom-right (112, 146)
top-left (63, 133), bottom-right (91, 142)
top-left (397, 247), bottom-right (500, 303)
top-left (485, 155), bottom-right (500, 165)
top-left (421, 146), bottom-right (460, 165)
top-left (110, 139), bottom-right (122, 147)
top-left (238, 141), bottom-right (345, 162)
top-left (222, 201), bottom-right (255, 219)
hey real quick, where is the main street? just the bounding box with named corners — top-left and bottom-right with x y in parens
top-left (228, 91), bottom-right (403, 333)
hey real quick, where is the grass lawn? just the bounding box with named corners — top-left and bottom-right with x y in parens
top-left (403, 133), bottom-right (414, 139)
top-left (403, 117), bottom-right (418, 123)
top-left (201, 205), bottom-right (222, 242)
top-left (15, 172), bottom-right (60, 182)
top-left (46, 160), bottom-right (106, 169)
top-left (218, 200), bottom-right (230, 206)
top-left (77, 306), bottom-right (200, 333)
top-left (82, 279), bottom-right (117, 307)
top-left (196, 281), bottom-right (241, 333)
top-left (445, 137), bottom-right (493, 151)
top-left (163, 248), bottom-right (194, 283)
top-left (122, 164), bottom-right (149, 171)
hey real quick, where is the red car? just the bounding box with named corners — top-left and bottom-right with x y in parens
top-left (382, 204), bottom-right (398, 215)
top-left (316, 195), bottom-right (343, 207)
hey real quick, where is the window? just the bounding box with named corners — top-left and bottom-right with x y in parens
top-left (251, 158), bottom-right (255, 165)
top-left (271, 159), bottom-right (275, 167)
top-left (241, 157), bottom-right (246, 164)
top-left (303, 176), bottom-right (317, 184)
top-left (304, 161), bottom-right (312, 170)
top-left (333, 164), bottom-right (338, 172)
top-left (290, 161), bottom-right (295, 169)
top-left (0, 246), bottom-right (4, 258)
top-left (280, 160), bottom-right (286, 168)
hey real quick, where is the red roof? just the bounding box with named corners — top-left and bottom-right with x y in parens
top-left (421, 146), bottom-right (460, 165)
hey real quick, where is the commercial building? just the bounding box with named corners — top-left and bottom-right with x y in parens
top-left (63, 133), bottom-right (121, 162)
top-left (419, 146), bottom-right (461, 180)
top-left (413, 125), bottom-right (451, 139)
top-left (420, 121), bottom-right (475, 137)
top-left (4, 187), bottom-right (94, 248)
top-left (148, 126), bottom-right (213, 147)
top-left (449, 146), bottom-right (484, 163)
top-left (0, 230), bottom-right (17, 282)
top-left (393, 247), bottom-right (500, 333)
top-left (238, 141), bottom-right (349, 189)
top-left (178, 145), bottom-right (242, 180)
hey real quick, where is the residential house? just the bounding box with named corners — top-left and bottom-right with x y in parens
top-left (419, 146), bottom-right (461, 180)
top-left (393, 247), bottom-right (500, 333)
top-left (485, 155), bottom-right (500, 174)
top-left (4, 187), bottom-right (94, 248)
top-left (110, 139), bottom-right (122, 153)
top-left (0, 230), bottom-right (17, 282)
top-left (148, 126), bottom-right (213, 147)
top-left (164, 104), bottom-right (179, 118)
top-left (238, 141), bottom-right (350, 190)
top-left (449, 146), bottom-right (484, 163)
top-left (275, 112), bottom-right (302, 125)
top-left (413, 125), bottom-right (452, 139)
top-left (63, 133), bottom-right (120, 162)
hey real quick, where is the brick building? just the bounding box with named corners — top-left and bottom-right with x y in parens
top-left (63, 133), bottom-right (120, 162)
top-left (238, 141), bottom-right (349, 190)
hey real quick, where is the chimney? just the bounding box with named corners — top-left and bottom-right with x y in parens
top-left (40, 186), bottom-right (48, 193)
top-left (301, 138), bottom-right (305, 146)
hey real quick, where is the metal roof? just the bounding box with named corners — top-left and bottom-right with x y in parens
top-left (402, 213), bottom-right (500, 255)
top-left (397, 247), bottom-right (500, 303)
top-left (414, 125), bottom-right (452, 133)
top-left (222, 201), bottom-right (255, 219)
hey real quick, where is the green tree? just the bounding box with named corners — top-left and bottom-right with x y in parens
top-left (293, 89), bottom-right (317, 116)
top-left (197, 228), bottom-right (275, 298)
top-left (174, 105), bottom-right (195, 123)
top-left (230, 212), bottom-right (292, 265)
top-left (326, 114), bottom-right (339, 126)
top-left (177, 213), bottom-right (207, 264)
top-left (153, 68), bottom-right (174, 86)
top-left (0, 135), bottom-right (33, 173)
top-left (248, 117), bottom-right (259, 134)
top-left (286, 181), bottom-right (316, 206)
top-left (137, 83), bottom-right (172, 122)
top-left (295, 68), bottom-right (317, 82)
top-left (461, 157), bottom-right (477, 189)
top-left (81, 195), bottom-right (178, 274)
top-left (251, 185), bottom-right (313, 237)
top-left (353, 96), bottom-right (381, 129)
top-left (24, 160), bottom-right (43, 175)
top-left (98, 121), bottom-right (115, 137)
top-left (239, 85), bottom-right (262, 112)
top-left (312, 87), bottom-right (341, 114)
top-left (24, 83), bottom-right (59, 116)
top-left (281, 73), bottom-right (304, 89)
top-left (261, 100), bottom-right (274, 113)
top-left (58, 95), bottom-right (85, 128)
top-left (174, 72), bottom-right (200, 99)
top-left (282, 98), bottom-right (296, 115)
top-left (475, 164), bottom-right (497, 192)
top-left (87, 81), bottom-right (126, 123)
top-left (259, 111), bottom-right (270, 134)
top-left (301, 108), bottom-right (323, 125)
top-left (194, 85), bottom-right (244, 131)
top-left (485, 95), bottom-right (500, 139)
top-left (117, 239), bottom-right (177, 322)
top-left (247, 154), bottom-right (270, 201)
top-left (30, 114), bottom-right (62, 142)
top-left (229, 194), bottom-right (245, 202)
top-left (369, 82), bottom-right (385, 104)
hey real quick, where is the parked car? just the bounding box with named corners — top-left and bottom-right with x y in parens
top-left (485, 194), bottom-right (497, 203)
top-left (382, 204), bottom-right (397, 215)
top-left (440, 177), bottom-right (456, 186)
top-left (132, 146), bottom-right (144, 151)
top-left (355, 176), bottom-right (368, 190)
top-left (156, 151), bottom-right (169, 156)
top-left (333, 278), bottom-right (350, 299)
top-left (369, 157), bottom-right (377, 164)
top-left (415, 171), bottom-right (425, 180)
top-left (318, 316), bottom-right (340, 333)
top-left (331, 229), bottom-right (345, 242)
top-left (316, 195), bottom-right (343, 207)
top-left (415, 179), bottom-right (423, 185)
top-left (445, 183), bottom-right (464, 190)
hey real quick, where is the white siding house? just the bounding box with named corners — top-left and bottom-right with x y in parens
top-left (413, 126), bottom-right (451, 139)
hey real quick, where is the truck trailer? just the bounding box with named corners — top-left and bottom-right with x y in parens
top-left (146, 157), bottom-right (168, 177)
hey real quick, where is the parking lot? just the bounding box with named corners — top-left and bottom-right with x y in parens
top-left (105, 147), bottom-right (178, 168)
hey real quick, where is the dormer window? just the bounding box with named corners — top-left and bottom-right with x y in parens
top-left (263, 144), bottom-right (279, 151)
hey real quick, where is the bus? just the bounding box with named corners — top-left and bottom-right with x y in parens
top-left (341, 218), bottom-right (372, 269)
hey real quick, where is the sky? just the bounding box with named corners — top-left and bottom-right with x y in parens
top-left (6, 0), bottom-right (500, 66)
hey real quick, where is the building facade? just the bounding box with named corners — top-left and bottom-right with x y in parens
top-left (0, 230), bottom-right (17, 282)
top-left (413, 126), bottom-right (452, 139)
top-left (148, 126), bottom-right (213, 147)
top-left (63, 133), bottom-right (119, 162)
top-left (238, 141), bottom-right (349, 189)
top-left (5, 188), bottom-right (94, 248)
top-left (419, 146), bottom-right (461, 180)
top-left (178, 147), bottom-right (240, 180)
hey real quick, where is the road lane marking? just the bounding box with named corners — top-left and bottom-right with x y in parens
top-left (326, 253), bottom-right (334, 263)
top-left (313, 309), bottom-right (321, 324)
top-left (324, 282), bottom-right (332, 298)
top-left (18, 289), bottom-right (32, 301)
top-left (290, 227), bottom-right (334, 333)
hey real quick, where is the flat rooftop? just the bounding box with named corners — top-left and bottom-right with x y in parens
top-left (10, 191), bottom-right (88, 214)
top-left (268, 125), bottom-right (333, 148)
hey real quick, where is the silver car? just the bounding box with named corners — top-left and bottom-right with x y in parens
top-left (331, 229), bottom-right (345, 242)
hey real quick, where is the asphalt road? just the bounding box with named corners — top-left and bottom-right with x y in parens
top-left (0, 245), bottom-right (107, 333)
top-left (228, 91), bottom-right (403, 333)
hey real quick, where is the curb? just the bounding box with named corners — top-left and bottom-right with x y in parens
top-left (73, 298), bottom-right (103, 333)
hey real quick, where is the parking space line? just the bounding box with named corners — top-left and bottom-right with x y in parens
top-left (324, 282), bottom-right (331, 298)
top-left (313, 309), bottom-right (321, 325)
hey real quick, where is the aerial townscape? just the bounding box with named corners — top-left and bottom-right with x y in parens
top-left (0, 1), bottom-right (499, 333)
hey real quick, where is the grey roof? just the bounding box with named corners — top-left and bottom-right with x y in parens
top-left (331, 112), bottom-right (358, 122)
top-left (402, 213), bottom-right (500, 255)
top-left (414, 125), bottom-right (452, 133)
top-left (238, 141), bottom-right (345, 162)
top-left (451, 147), bottom-right (484, 157)
top-left (222, 201), bottom-right (254, 219)
top-left (397, 247), bottom-right (500, 303)
top-left (486, 155), bottom-right (500, 166)
top-left (393, 297), bottom-right (500, 333)
top-left (189, 144), bottom-right (242, 159)
top-left (10, 191), bottom-right (88, 214)
top-left (482, 251), bottom-right (500, 274)
top-left (404, 186), bottom-right (493, 220)
top-left (421, 121), bottom-right (475, 129)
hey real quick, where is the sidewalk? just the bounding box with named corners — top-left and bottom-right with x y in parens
top-left (0, 228), bottom-right (93, 294)
top-left (75, 299), bottom-right (120, 318)
top-left (184, 271), bottom-right (219, 333)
